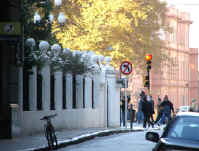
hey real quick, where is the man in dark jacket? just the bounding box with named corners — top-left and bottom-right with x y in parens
top-left (142, 94), bottom-right (154, 128)
top-left (148, 95), bottom-right (155, 122)
top-left (154, 97), bottom-right (163, 124)
top-left (121, 96), bottom-right (126, 127)
top-left (137, 94), bottom-right (144, 124)
top-left (158, 95), bottom-right (174, 125)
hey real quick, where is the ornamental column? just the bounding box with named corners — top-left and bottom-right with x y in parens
top-left (106, 71), bottom-right (120, 127)
top-left (84, 75), bottom-right (92, 108)
top-left (29, 66), bottom-right (37, 111)
top-left (18, 67), bottom-right (23, 111)
top-left (65, 73), bottom-right (73, 109)
top-left (54, 71), bottom-right (63, 110)
top-left (105, 56), bottom-right (120, 127)
top-left (41, 64), bottom-right (51, 111)
top-left (76, 74), bottom-right (83, 108)
top-left (93, 73), bottom-right (101, 109)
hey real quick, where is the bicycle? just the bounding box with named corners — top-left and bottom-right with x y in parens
top-left (40, 114), bottom-right (58, 149)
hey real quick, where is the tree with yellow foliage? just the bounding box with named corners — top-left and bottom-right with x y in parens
top-left (53, 0), bottom-right (168, 71)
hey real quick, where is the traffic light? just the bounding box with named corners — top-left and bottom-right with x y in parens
top-left (146, 60), bottom-right (152, 70)
top-left (145, 54), bottom-right (152, 70)
top-left (144, 75), bottom-right (150, 88)
top-left (144, 54), bottom-right (152, 91)
top-left (145, 54), bottom-right (152, 62)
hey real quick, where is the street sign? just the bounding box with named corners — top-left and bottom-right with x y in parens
top-left (120, 61), bottom-right (132, 75)
top-left (0, 22), bottom-right (21, 36)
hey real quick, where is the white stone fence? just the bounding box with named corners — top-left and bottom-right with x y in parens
top-left (23, 65), bottom-right (104, 111)
top-left (12, 63), bottom-right (121, 137)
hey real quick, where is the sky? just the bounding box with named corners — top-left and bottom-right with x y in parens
top-left (162, 0), bottom-right (199, 48)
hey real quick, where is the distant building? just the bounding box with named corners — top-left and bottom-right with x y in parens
top-left (0, 1), bottom-right (21, 139)
top-left (128, 7), bottom-right (198, 110)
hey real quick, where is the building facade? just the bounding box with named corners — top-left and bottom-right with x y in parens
top-left (128, 7), bottom-right (198, 110)
top-left (0, 0), bottom-right (21, 139)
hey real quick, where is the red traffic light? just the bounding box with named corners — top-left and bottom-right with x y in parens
top-left (145, 54), bottom-right (152, 61)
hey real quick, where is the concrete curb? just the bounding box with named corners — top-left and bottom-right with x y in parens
top-left (24, 128), bottom-right (143, 151)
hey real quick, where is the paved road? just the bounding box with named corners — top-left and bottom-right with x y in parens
top-left (57, 130), bottom-right (156, 151)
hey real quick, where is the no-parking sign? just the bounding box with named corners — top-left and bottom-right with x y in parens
top-left (120, 61), bottom-right (132, 75)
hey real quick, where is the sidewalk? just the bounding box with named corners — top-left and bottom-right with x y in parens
top-left (0, 123), bottom-right (154, 151)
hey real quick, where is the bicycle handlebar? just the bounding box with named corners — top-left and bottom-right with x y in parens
top-left (40, 113), bottom-right (57, 120)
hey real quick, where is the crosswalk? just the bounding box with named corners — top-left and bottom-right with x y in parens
top-left (120, 122), bottom-right (165, 131)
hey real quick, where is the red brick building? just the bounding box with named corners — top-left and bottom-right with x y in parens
top-left (129, 7), bottom-right (198, 111)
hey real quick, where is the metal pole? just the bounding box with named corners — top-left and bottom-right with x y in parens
top-left (147, 68), bottom-right (150, 94)
top-left (130, 104), bottom-right (133, 130)
top-left (107, 81), bottom-right (109, 128)
top-left (120, 72), bottom-right (121, 127)
top-left (124, 79), bottom-right (128, 128)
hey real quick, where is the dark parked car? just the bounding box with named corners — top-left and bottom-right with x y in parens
top-left (146, 112), bottom-right (199, 151)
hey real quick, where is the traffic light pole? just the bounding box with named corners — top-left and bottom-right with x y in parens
top-left (147, 68), bottom-right (150, 94)
top-left (145, 54), bottom-right (152, 94)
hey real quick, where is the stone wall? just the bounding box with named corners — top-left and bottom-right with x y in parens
top-left (12, 60), bottom-right (121, 137)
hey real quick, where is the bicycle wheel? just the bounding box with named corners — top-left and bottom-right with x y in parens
top-left (50, 127), bottom-right (58, 149)
top-left (46, 128), bottom-right (54, 149)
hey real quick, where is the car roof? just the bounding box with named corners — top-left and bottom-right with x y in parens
top-left (177, 112), bottom-right (199, 117)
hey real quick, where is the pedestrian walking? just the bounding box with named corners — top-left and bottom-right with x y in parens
top-left (158, 95), bottom-right (174, 125)
top-left (148, 95), bottom-right (155, 123)
top-left (191, 98), bottom-right (197, 112)
top-left (127, 96), bottom-right (135, 129)
top-left (127, 96), bottom-right (135, 120)
top-left (120, 96), bottom-right (126, 127)
top-left (137, 94), bottom-right (144, 124)
top-left (142, 94), bottom-right (154, 128)
top-left (154, 97), bottom-right (163, 125)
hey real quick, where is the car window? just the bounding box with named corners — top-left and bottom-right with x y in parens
top-left (179, 106), bottom-right (190, 112)
top-left (168, 116), bottom-right (199, 141)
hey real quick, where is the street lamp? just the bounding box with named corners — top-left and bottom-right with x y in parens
top-left (39, 41), bottom-right (50, 54)
top-left (63, 48), bottom-right (71, 54)
top-left (33, 0), bottom-right (66, 25)
top-left (58, 12), bottom-right (66, 25)
top-left (51, 44), bottom-right (61, 56)
top-left (25, 38), bottom-right (36, 51)
top-left (49, 14), bottom-right (54, 23)
top-left (54, 0), bottom-right (62, 6)
top-left (98, 55), bottom-right (104, 69)
top-left (33, 12), bottom-right (41, 24)
top-left (104, 56), bottom-right (111, 66)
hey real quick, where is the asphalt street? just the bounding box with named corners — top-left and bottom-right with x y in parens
top-left (57, 130), bottom-right (156, 151)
